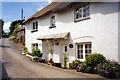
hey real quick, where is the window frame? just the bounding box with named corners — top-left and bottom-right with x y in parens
top-left (64, 45), bottom-right (68, 53)
top-left (31, 21), bottom-right (38, 32)
top-left (49, 15), bottom-right (56, 29)
top-left (32, 43), bottom-right (38, 49)
top-left (74, 4), bottom-right (90, 22)
top-left (76, 42), bottom-right (92, 60)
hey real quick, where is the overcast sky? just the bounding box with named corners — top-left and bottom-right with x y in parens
top-left (2, 1), bottom-right (48, 33)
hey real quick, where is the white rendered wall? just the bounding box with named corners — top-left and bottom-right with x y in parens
top-left (25, 2), bottom-right (118, 62)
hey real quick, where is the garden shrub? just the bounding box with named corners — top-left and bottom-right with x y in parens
top-left (23, 47), bottom-right (29, 54)
top-left (70, 60), bottom-right (82, 69)
top-left (31, 56), bottom-right (40, 62)
top-left (96, 60), bottom-right (120, 78)
top-left (47, 58), bottom-right (55, 66)
top-left (75, 53), bottom-right (120, 79)
top-left (39, 59), bottom-right (46, 63)
top-left (85, 53), bottom-right (106, 67)
top-left (63, 53), bottom-right (68, 68)
top-left (32, 48), bottom-right (43, 58)
top-left (76, 62), bottom-right (86, 72)
top-left (83, 66), bottom-right (94, 73)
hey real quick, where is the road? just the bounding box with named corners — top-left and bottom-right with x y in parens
top-left (1, 38), bottom-right (102, 79)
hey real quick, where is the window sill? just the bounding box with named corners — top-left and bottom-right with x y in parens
top-left (74, 17), bottom-right (90, 23)
top-left (77, 58), bottom-right (85, 61)
top-left (49, 26), bottom-right (56, 29)
top-left (31, 30), bottom-right (38, 33)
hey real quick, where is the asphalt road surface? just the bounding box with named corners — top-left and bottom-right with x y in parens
top-left (1, 38), bottom-right (102, 79)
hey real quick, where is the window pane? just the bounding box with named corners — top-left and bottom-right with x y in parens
top-left (78, 52), bottom-right (80, 58)
top-left (36, 44), bottom-right (38, 48)
top-left (80, 55), bottom-right (83, 59)
top-left (65, 46), bottom-right (67, 52)
top-left (51, 16), bottom-right (55, 27)
top-left (77, 44), bottom-right (83, 59)
top-left (32, 43), bottom-right (38, 49)
top-left (77, 45), bottom-right (79, 49)
top-left (83, 5), bottom-right (90, 17)
top-left (36, 21), bottom-right (38, 30)
top-left (85, 43), bottom-right (92, 56)
top-left (33, 22), bottom-right (35, 30)
top-left (76, 8), bottom-right (82, 19)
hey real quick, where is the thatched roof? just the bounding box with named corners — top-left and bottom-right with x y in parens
top-left (15, 28), bottom-right (25, 33)
top-left (23, 2), bottom-right (77, 24)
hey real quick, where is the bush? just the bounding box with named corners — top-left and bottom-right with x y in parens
top-left (47, 58), bottom-right (55, 66)
top-left (96, 60), bottom-right (120, 78)
top-left (75, 53), bottom-right (120, 79)
top-left (83, 66), bottom-right (94, 73)
top-left (23, 47), bottom-right (29, 54)
top-left (76, 62), bottom-right (86, 72)
top-left (64, 53), bottom-right (68, 68)
top-left (31, 56), bottom-right (40, 62)
top-left (85, 53), bottom-right (106, 67)
top-left (70, 60), bottom-right (82, 69)
top-left (32, 48), bottom-right (43, 58)
top-left (39, 59), bottom-right (46, 63)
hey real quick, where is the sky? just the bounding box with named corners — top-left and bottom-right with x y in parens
top-left (1, 1), bottom-right (49, 33)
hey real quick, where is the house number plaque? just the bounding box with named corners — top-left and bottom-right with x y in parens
top-left (69, 44), bottom-right (73, 48)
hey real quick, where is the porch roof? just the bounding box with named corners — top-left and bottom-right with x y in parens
top-left (37, 32), bottom-right (70, 40)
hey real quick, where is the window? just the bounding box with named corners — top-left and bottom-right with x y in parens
top-left (75, 4), bottom-right (90, 22)
top-left (77, 44), bottom-right (83, 59)
top-left (36, 21), bottom-right (38, 29)
top-left (85, 43), bottom-right (92, 57)
top-left (77, 42), bottom-right (92, 59)
top-left (50, 15), bottom-right (56, 28)
top-left (32, 43), bottom-right (38, 49)
top-left (31, 21), bottom-right (38, 32)
top-left (65, 46), bottom-right (67, 52)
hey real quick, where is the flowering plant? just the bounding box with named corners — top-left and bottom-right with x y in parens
top-left (95, 60), bottom-right (120, 78)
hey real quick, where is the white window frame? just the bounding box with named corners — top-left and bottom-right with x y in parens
top-left (76, 42), bottom-right (92, 61)
top-left (32, 21), bottom-right (38, 30)
top-left (75, 4), bottom-right (90, 22)
top-left (50, 15), bottom-right (56, 28)
top-left (32, 43), bottom-right (38, 49)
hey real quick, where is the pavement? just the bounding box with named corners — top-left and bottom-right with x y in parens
top-left (1, 38), bottom-right (103, 79)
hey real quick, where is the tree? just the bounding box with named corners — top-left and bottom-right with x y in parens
top-left (9, 20), bottom-right (23, 35)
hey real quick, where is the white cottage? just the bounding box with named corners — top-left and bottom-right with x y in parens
top-left (24, 2), bottom-right (119, 67)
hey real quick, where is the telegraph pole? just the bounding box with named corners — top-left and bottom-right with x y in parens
top-left (21, 9), bottom-right (24, 21)
top-left (21, 9), bottom-right (24, 28)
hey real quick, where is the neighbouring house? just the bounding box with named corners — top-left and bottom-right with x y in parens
top-left (24, 2), bottom-right (119, 67)
top-left (14, 27), bottom-right (25, 45)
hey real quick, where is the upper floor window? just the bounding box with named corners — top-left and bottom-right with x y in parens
top-left (75, 4), bottom-right (90, 22)
top-left (31, 21), bottom-right (38, 32)
top-left (49, 15), bottom-right (56, 29)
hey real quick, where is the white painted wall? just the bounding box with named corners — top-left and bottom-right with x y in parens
top-left (25, 2), bottom-right (119, 63)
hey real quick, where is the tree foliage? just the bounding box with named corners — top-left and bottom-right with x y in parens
top-left (9, 20), bottom-right (23, 35)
